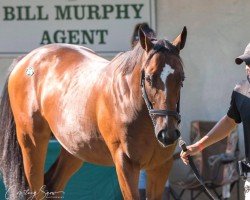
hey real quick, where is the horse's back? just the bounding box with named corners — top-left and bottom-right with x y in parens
top-left (8, 43), bottom-right (109, 114)
top-left (11, 43), bottom-right (108, 73)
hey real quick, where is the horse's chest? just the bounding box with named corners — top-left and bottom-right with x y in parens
top-left (124, 139), bottom-right (176, 168)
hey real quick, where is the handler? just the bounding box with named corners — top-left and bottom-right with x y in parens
top-left (180, 43), bottom-right (250, 199)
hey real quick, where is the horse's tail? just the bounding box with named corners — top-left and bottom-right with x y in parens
top-left (0, 57), bottom-right (28, 199)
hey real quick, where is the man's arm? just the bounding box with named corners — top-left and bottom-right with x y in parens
top-left (180, 115), bottom-right (237, 165)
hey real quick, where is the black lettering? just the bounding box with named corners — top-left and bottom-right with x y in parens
top-left (131, 4), bottom-right (144, 18)
top-left (87, 5), bottom-right (101, 19)
top-left (54, 30), bottom-right (67, 43)
top-left (73, 5), bottom-right (85, 20)
top-left (3, 7), bottom-right (15, 20)
top-left (81, 30), bottom-right (95, 44)
top-left (40, 31), bottom-right (52, 45)
top-left (16, 6), bottom-right (24, 20)
top-left (55, 6), bottom-right (72, 20)
top-left (96, 30), bottom-right (108, 44)
top-left (102, 5), bottom-right (113, 19)
top-left (116, 5), bottom-right (129, 19)
top-left (25, 6), bottom-right (36, 20)
top-left (37, 6), bottom-right (49, 20)
top-left (68, 30), bottom-right (80, 44)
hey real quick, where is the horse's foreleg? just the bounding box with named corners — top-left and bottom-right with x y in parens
top-left (114, 148), bottom-right (140, 200)
top-left (145, 158), bottom-right (173, 200)
top-left (16, 124), bottom-right (51, 199)
top-left (44, 146), bottom-right (83, 196)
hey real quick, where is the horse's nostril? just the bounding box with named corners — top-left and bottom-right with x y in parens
top-left (157, 130), bottom-right (167, 142)
top-left (175, 129), bottom-right (181, 138)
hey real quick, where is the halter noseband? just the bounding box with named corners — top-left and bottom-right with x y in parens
top-left (140, 70), bottom-right (181, 126)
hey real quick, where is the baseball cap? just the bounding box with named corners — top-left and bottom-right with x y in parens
top-left (235, 43), bottom-right (250, 65)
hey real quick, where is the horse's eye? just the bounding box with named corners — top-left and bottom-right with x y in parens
top-left (145, 75), bottom-right (153, 85)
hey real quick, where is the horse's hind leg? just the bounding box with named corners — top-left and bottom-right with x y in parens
top-left (145, 158), bottom-right (173, 200)
top-left (15, 113), bottom-right (51, 199)
top-left (44, 146), bottom-right (83, 195)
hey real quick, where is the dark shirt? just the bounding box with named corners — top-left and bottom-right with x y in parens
top-left (227, 80), bottom-right (250, 160)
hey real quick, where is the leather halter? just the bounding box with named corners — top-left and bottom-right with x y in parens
top-left (140, 70), bottom-right (181, 126)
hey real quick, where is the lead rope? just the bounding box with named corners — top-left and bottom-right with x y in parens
top-left (179, 139), bottom-right (217, 200)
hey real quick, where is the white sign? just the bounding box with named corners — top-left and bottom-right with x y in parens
top-left (0, 0), bottom-right (155, 56)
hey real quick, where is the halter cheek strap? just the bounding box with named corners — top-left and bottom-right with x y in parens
top-left (140, 70), bottom-right (181, 125)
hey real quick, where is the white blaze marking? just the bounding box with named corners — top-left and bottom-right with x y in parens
top-left (160, 64), bottom-right (175, 92)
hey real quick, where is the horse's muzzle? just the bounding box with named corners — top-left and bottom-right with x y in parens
top-left (156, 129), bottom-right (180, 147)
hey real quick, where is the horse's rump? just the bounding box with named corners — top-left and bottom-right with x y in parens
top-left (8, 44), bottom-right (113, 164)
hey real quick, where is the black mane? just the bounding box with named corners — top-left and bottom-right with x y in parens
top-left (110, 39), bottom-right (182, 77)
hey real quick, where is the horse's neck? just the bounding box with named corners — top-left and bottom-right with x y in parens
top-left (126, 65), bottom-right (144, 109)
top-left (109, 63), bottom-right (145, 122)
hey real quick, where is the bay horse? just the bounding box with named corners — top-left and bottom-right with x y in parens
top-left (0, 26), bottom-right (187, 200)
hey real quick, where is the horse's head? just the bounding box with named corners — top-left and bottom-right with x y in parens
top-left (139, 27), bottom-right (187, 147)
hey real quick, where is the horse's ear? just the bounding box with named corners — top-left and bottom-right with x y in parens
top-left (138, 27), bottom-right (153, 52)
top-left (172, 26), bottom-right (187, 51)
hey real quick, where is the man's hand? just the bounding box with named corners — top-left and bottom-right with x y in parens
top-left (180, 115), bottom-right (237, 165)
top-left (180, 142), bottom-right (202, 165)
